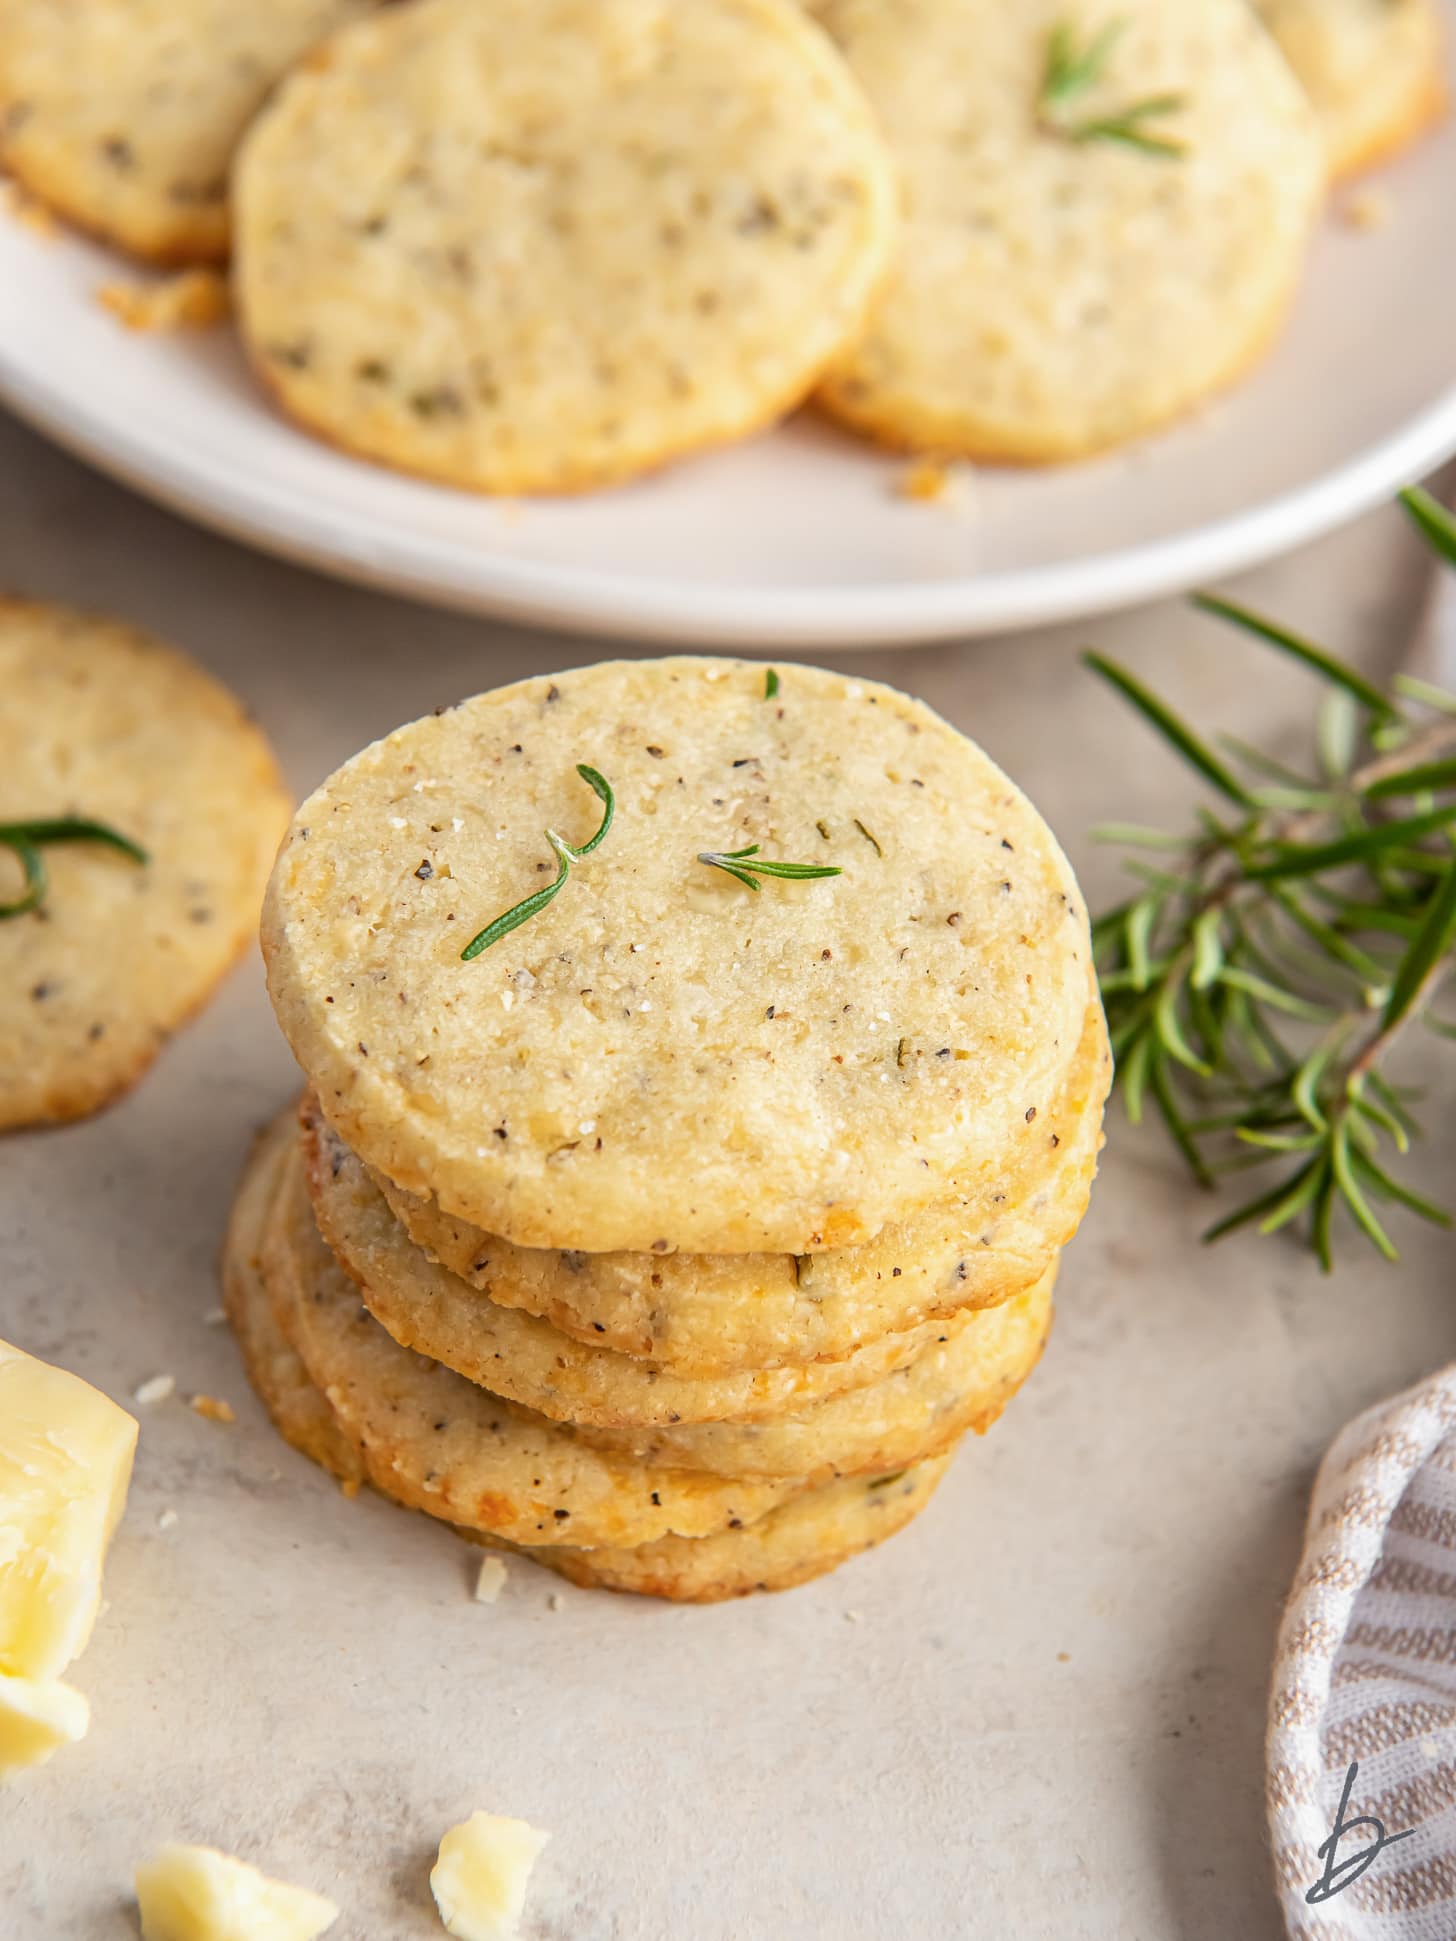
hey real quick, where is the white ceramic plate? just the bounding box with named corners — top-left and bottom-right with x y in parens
top-left (2, 52), bottom-right (1455, 648)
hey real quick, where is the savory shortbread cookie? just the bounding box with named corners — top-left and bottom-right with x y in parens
top-left (364, 995), bottom-right (1105, 1374)
top-left (0, 602), bottom-right (290, 1130)
top-left (260, 1141), bottom-right (810, 1548)
top-left (576, 1269), bottom-right (1051, 1480)
top-left (232, 0), bottom-right (896, 493)
top-left (0, 1), bottom-right (374, 263)
top-left (232, 1228), bottom-right (952, 1599)
top-left (810, 0), bottom-right (1324, 459)
top-left (1255, 0), bottom-right (1445, 178)
top-left (262, 659), bottom-right (1092, 1254)
top-left (223, 1112), bottom-right (367, 1488)
top-left (302, 1101), bottom-right (978, 1427)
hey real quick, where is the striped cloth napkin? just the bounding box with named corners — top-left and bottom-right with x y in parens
top-left (1268, 1370), bottom-right (1456, 1936)
top-left (1266, 519), bottom-right (1456, 1938)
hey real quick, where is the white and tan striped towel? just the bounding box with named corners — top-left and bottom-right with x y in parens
top-left (1269, 1369), bottom-right (1456, 1938)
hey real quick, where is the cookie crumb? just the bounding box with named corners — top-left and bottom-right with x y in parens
top-left (134, 1373), bottom-right (176, 1406)
top-left (339, 1476), bottom-right (361, 1499)
top-left (189, 1393), bottom-right (235, 1424)
top-left (896, 458), bottom-right (951, 502)
top-left (202, 1306), bottom-right (227, 1327)
top-left (474, 1557), bottom-right (509, 1604)
top-left (98, 267), bottom-right (230, 332)
top-left (843, 1608), bottom-right (863, 1624)
top-left (547, 1592), bottom-right (564, 1612)
top-left (157, 1507), bottom-right (179, 1532)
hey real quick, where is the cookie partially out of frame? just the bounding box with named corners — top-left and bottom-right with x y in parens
top-left (1254, 0), bottom-right (1445, 179)
top-left (0, 1), bottom-right (374, 263)
top-left (262, 658), bottom-right (1093, 1256)
top-left (0, 602), bottom-right (289, 1131)
top-left (232, 0), bottom-right (897, 493)
top-left (810, 0), bottom-right (1324, 461)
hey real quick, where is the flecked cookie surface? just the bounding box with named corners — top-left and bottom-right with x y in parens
top-left (810, 0), bottom-right (1324, 460)
top-left (262, 658), bottom-right (1092, 1254)
top-left (0, 0), bottom-right (374, 263)
top-left (364, 993), bottom-right (1105, 1373)
top-left (260, 1140), bottom-right (811, 1548)
top-left (0, 602), bottom-right (290, 1131)
top-left (302, 1099), bottom-right (973, 1427)
top-left (232, 0), bottom-right (896, 493)
top-left (1255, 0), bottom-right (1445, 177)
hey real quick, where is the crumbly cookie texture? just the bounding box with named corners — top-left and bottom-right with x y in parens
top-left (1254, 0), bottom-right (1445, 179)
top-left (0, 602), bottom-right (289, 1131)
top-left (232, 0), bottom-right (897, 493)
top-left (0, 1), bottom-right (374, 263)
top-left (228, 1194), bottom-right (952, 1599)
top-left (261, 1141), bottom-right (812, 1549)
top-left (302, 1102), bottom-right (980, 1427)
top-left (810, 0), bottom-right (1324, 460)
top-left (363, 992), bottom-right (1105, 1373)
top-left (262, 658), bottom-right (1091, 1255)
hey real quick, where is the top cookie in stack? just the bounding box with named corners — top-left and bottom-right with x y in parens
top-left (241, 658), bottom-right (1107, 1599)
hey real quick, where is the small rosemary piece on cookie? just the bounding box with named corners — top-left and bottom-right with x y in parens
top-left (0, 816), bottom-right (149, 920)
top-left (696, 845), bottom-right (843, 893)
top-left (460, 765), bottom-right (613, 959)
top-left (1038, 18), bottom-right (1186, 157)
top-left (764, 668), bottom-right (780, 699)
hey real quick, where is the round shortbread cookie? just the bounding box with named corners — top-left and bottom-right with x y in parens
top-left (809, 0), bottom-right (1324, 460)
top-left (295, 1108), bottom-right (1054, 1478)
top-left (223, 1112), bottom-right (367, 1488)
top-left (259, 1141), bottom-right (810, 1548)
top-left (575, 1269), bottom-right (1051, 1480)
top-left (0, 602), bottom-right (290, 1131)
top-left (301, 1100), bottom-right (974, 1427)
top-left (0, 1), bottom-right (373, 264)
top-left (488, 1457), bottom-right (951, 1601)
top-left (231, 1229), bottom-right (951, 1598)
top-left (262, 658), bottom-right (1092, 1254)
top-left (1254, 0), bottom-right (1445, 178)
top-left (366, 992), bottom-right (1106, 1373)
top-left (232, 0), bottom-right (897, 495)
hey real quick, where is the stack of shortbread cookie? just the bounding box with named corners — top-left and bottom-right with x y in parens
top-left (226, 658), bottom-right (1110, 1599)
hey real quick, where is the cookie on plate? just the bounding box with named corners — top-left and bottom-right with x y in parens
top-left (261, 658), bottom-right (1092, 1255)
top-left (0, 1), bottom-right (374, 263)
top-left (0, 602), bottom-right (289, 1131)
top-left (809, 0), bottom-right (1324, 460)
top-left (1254, 0), bottom-right (1445, 178)
top-left (232, 0), bottom-right (897, 493)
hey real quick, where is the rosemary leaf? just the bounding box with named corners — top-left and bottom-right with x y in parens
top-left (1083, 652), bottom-right (1255, 806)
top-left (1191, 594), bottom-right (1396, 717)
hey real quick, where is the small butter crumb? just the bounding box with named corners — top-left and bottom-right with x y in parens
top-left (157, 1509), bottom-right (178, 1532)
top-left (189, 1395), bottom-right (235, 1425)
top-left (97, 267), bottom-right (229, 332)
top-left (134, 1374), bottom-right (176, 1406)
top-left (474, 1558), bottom-right (508, 1605)
top-left (1342, 189), bottom-right (1391, 233)
top-left (135, 1844), bottom-right (338, 1941)
top-left (897, 458), bottom-right (951, 502)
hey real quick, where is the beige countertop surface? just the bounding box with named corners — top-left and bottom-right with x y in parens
top-left (2, 412), bottom-right (1453, 1941)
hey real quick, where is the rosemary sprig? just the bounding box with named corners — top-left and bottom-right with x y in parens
top-left (0, 815), bottom-right (149, 919)
top-left (460, 765), bottom-right (613, 960)
top-left (1088, 487), bottom-right (1456, 1269)
top-left (697, 844), bottom-right (843, 894)
top-left (1038, 17), bottom-right (1186, 157)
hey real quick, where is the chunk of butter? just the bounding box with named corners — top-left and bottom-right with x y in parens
top-left (430, 1812), bottom-right (551, 1941)
top-left (135, 1844), bottom-right (340, 1941)
top-left (0, 1671), bottom-right (89, 1778)
top-left (0, 1336), bottom-right (137, 1681)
